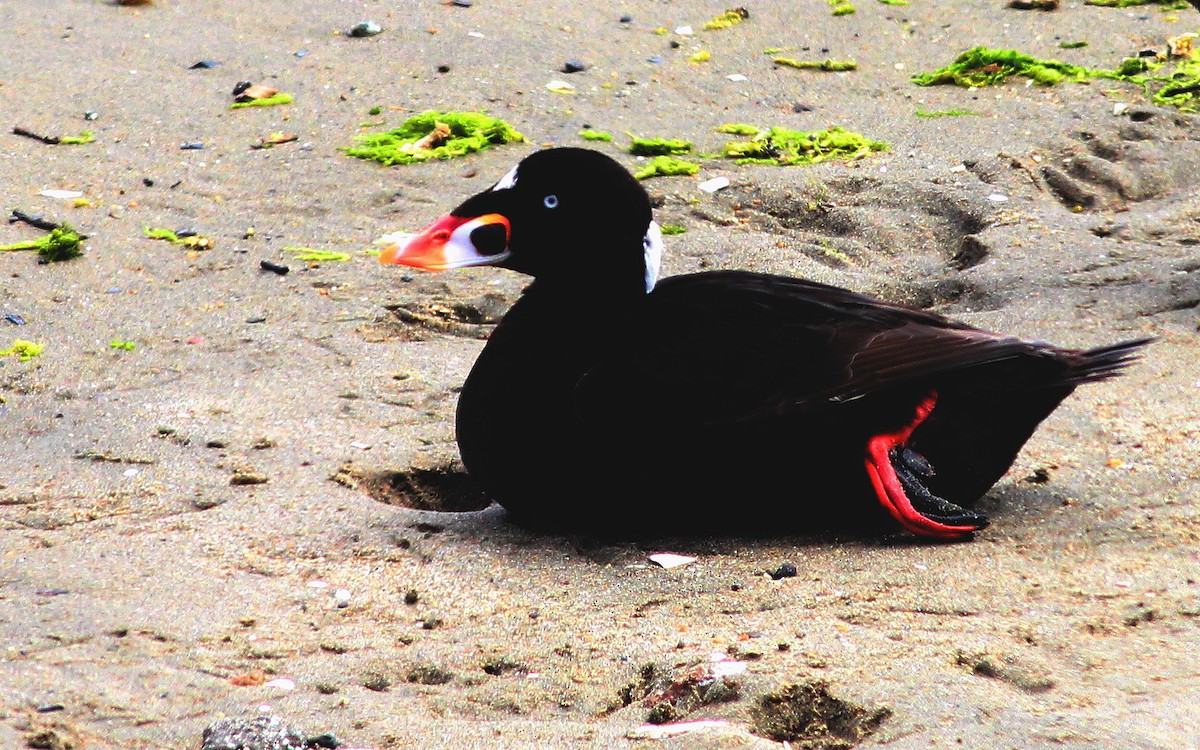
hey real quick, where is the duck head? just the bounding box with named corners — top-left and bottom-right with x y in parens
top-left (381, 148), bottom-right (663, 294)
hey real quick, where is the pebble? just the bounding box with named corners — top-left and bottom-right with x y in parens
top-left (619, 14), bottom-right (633, 22)
top-left (348, 20), bottom-right (382, 37)
top-left (562, 60), bottom-right (586, 73)
top-left (450, 0), bottom-right (473, 6)
top-left (648, 56), bottom-right (664, 64)
top-left (180, 142), bottom-right (205, 150)
top-left (39, 189), bottom-right (84, 200)
top-left (294, 49), bottom-right (309, 58)
top-left (437, 64), bottom-right (451, 73)
top-left (263, 678), bottom-right (296, 690)
top-left (4, 313), bottom-right (26, 326)
top-left (769, 562), bottom-right (798, 580)
top-left (697, 176), bottom-right (730, 193)
top-left (649, 553), bottom-right (696, 569)
top-left (189, 60), bottom-right (219, 69)
top-left (84, 110), bottom-right (99, 121)
top-left (35, 704), bottom-right (65, 713)
top-left (200, 716), bottom-right (307, 750)
top-left (259, 260), bottom-right (290, 275)
top-left (987, 193), bottom-right (1008, 203)
top-left (675, 25), bottom-right (693, 35)
top-left (726, 73), bottom-right (748, 82)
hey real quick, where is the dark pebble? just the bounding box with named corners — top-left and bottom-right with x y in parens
top-left (562, 60), bottom-right (586, 73)
top-left (142, 178), bottom-right (154, 187)
top-left (180, 142), bottom-right (204, 150)
top-left (189, 60), bottom-right (219, 69)
top-left (305, 734), bottom-right (340, 749)
top-left (404, 589), bottom-right (420, 604)
top-left (451, 0), bottom-right (473, 6)
top-left (246, 316), bottom-right (267, 324)
top-left (1137, 48), bottom-right (1159, 57)
top-left (437, 64), bottom-right (451, 73)
top-left (669, 40), bottom-right (680, 49)
top-left (730, 583), bottom-right (743, 591)
top-left (36, 589), bottom-right (70, 597)
top-left (348, 20), bottom-right (382, 37)
top-left (648, 56), bottom-right (664, 64)
top-left (260, 260), bottom-right (290, 275)
top-left (4, 313), bottom-right (26, 326)
top-left (231, 80), bottom-right (253, 97)
top-left (401, 272), bottom-right (414, 282)
top-left (769, 562), bottom-right (798, 580)
top-left (294, 49), bottom-right (309, 58)
top-left (35, 705), bottom-right (65, 714)
top-left (619, 14), bottom-right (633, 22)
top-left (206, 439), bottom-right (227, 449)
top-left (174, 228), bottom-right (198, 238)
top-left (792, 102), bottom-right (814, 113)
top-left (84, 110), bottom-right (99, 121)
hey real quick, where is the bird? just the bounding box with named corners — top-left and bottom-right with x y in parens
top-left (379, 147), bottom-right (1150, 541)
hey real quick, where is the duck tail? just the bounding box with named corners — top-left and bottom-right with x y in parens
top-left (1068, 337), bottom-right (1154, 385)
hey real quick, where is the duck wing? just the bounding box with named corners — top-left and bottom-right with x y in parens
top-left (574, 270), bottom-right (1076, 428)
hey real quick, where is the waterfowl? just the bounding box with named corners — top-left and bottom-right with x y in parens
top-left (380, 147), bottom-right (1149, 540)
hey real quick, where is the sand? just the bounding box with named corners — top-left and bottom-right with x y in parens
top-left (1, 1), bottom-right (1199, 748)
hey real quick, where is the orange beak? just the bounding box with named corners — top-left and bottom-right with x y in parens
top-left (379, 213), bottom-right (511, 270)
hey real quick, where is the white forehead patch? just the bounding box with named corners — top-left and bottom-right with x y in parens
top-left (643, 221), bottom-right (663, 293)
top-left (492, 165), bottom-right (519, 191)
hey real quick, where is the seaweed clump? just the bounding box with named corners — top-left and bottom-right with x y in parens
top-left (634, 156), bottom-right (700, 180)
top-left (702, 7), bottom-right (749, 30)
top-left (719, 125), bottom-right (887, 166)
top-left (0, 224), bottom-right (84, 262)
top-left (579, 129), bottom-right (613, 142)
top-left (344, 111), bottom-right (525, 166)
top-left (0, 340), bottom-right (44, 362)
top-left (750, 680), bottom-right (891, 746)
top-left (774, 58), bottom-right (857, 72)
top-left (628, 136), bottom-right (694, 156)
top-left (912, 46), bottom-right (1097, 87)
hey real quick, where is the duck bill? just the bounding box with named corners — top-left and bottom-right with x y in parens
top-left (379, 213), bottom-right (511, 271)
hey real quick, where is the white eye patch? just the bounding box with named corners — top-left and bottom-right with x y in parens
top-left (492, 165), bottom-right (519, 191)
top-left (643, 221), bottom-right (663, 293)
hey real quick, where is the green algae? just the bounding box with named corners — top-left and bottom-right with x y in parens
top-left (689, 50), bottom-right (712, 63)
top-left (912, 47), bottom-right (1098, 87)
top-left (830, 0), bottom-right (857, 15)
top-left (633, 156), bottom-right (701, 180)
top-left (702, 7), bottom-right (749, 30)
top-left (878, 0), bottom-right (908, 4)
top-left (628, 136), bottom-right (693, 156)
top-left (720, 125), bottom-right (887, 166)
top-left (59, 131), bottom-right (94, 145)
top-left (144, 227), bottom-right (214, 250)
top-left (229, 93), bottom-right (293, 109)
top-left (0, 340), bottom-right (44, 362)
top-left (716, 123), bottom-right (764, 136)
top-left (1059, 41), bottom-right (1089, 49)
top-left (288, 247), bottom-right (351, 262)
top-left (773, 57), bottom-right (858, 72)
top-left (660, 224), bottom-right (688, 235)
top-left (109, 340), bottom-right (136, 351)
top-left (344, 111), bottom-right (525, 166)
top-left (1149, 55), bottom-right (1200, 112)
top-left (0, 224), bottom-right (83, 262)
top-left (579, 129), bottom-right (614, 142)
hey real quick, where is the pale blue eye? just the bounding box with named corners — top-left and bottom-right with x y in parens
top-left (543, 194), bottom-right (559, 209)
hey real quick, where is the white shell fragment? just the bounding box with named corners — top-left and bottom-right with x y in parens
top-left (333, 588), bottom-right (352, 602)
top-left (675, 25), bottom-right (693, 35)
top-left (546, 80), bottom-right (576, 94)
top-left (306, 580), bottom-right (329, 589)
top-left (627, 720), bottom-right (730, 740)
top-left (726, 74), bottom-right (748, 82)
top-left (649, 552), bottom-right (696, 569)
top-left (987, 193), bottom-right (1008, 203)
top-left (263, 678), bottom-right (296, 690)
top-left (697, 176), bottom-right (730, 193)
top-left (40, 189), bottom-right (84, 200)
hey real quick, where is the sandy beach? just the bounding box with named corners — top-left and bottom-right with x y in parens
top-left (2, 1), bottom-right (1199, 748)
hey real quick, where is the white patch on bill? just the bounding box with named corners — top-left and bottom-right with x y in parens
top-left (642, 221), bottom-right (663, 293)
top-left (492, 165), bottom-right (519, 191)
